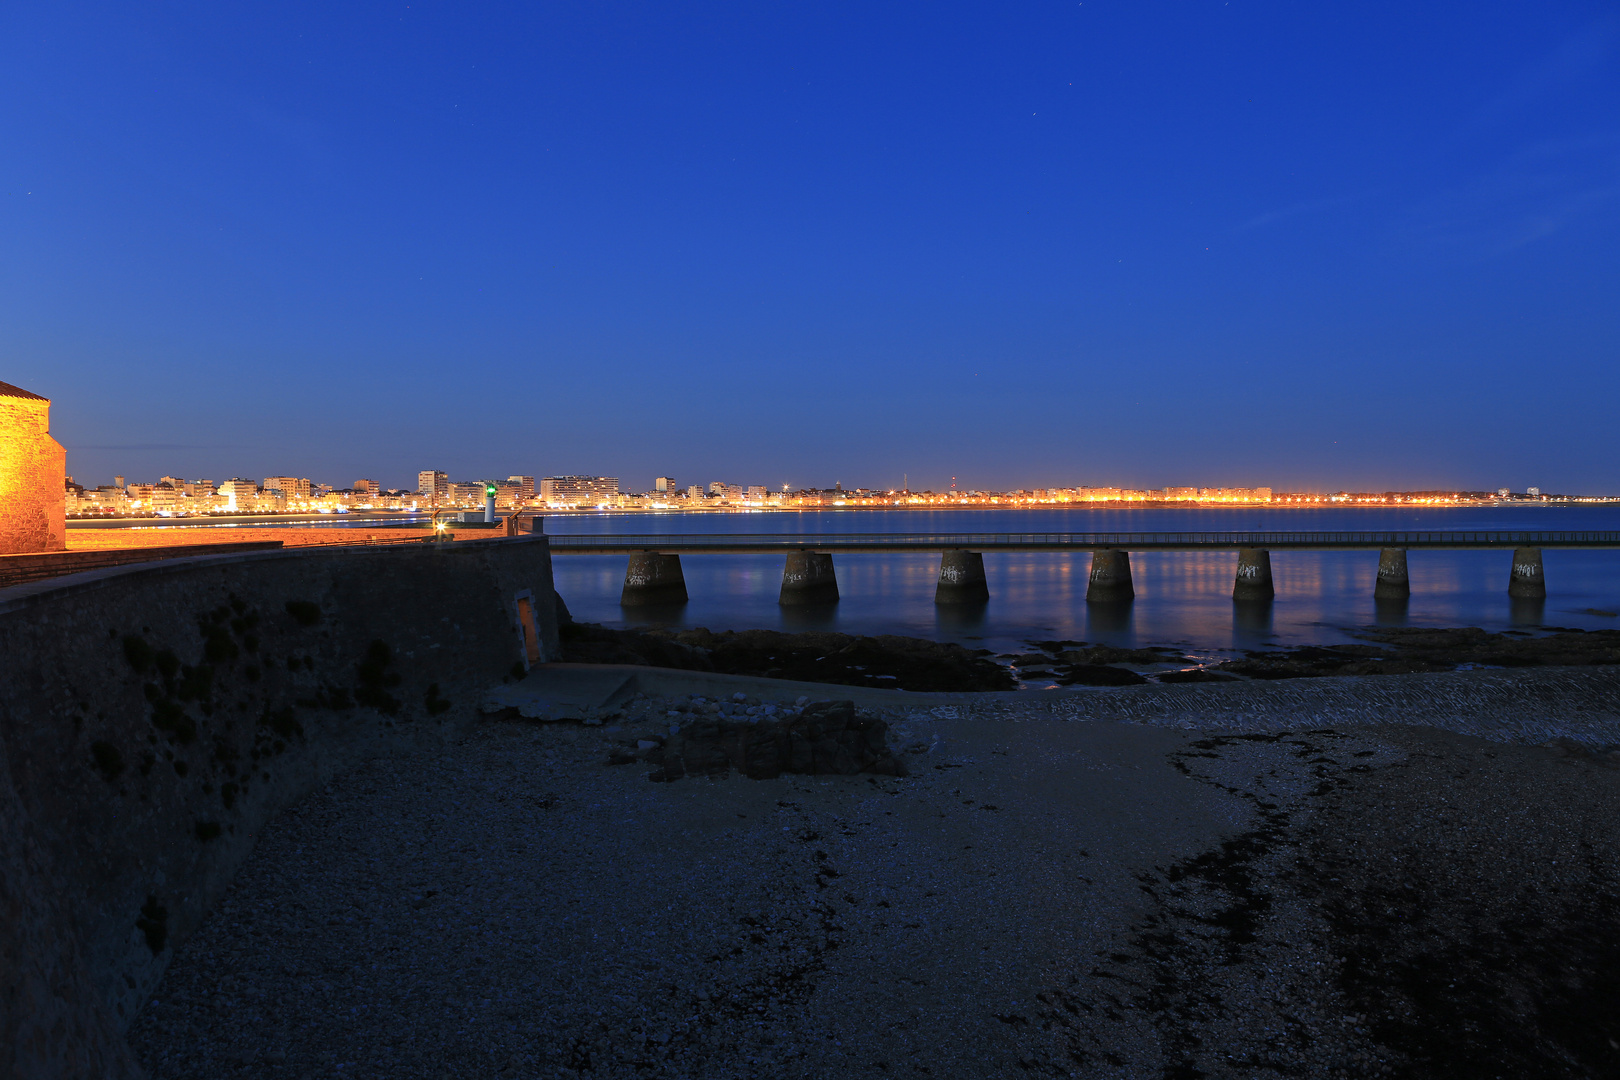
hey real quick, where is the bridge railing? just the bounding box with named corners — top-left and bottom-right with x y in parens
top-left (545, 530), bottom-right (1620, 549)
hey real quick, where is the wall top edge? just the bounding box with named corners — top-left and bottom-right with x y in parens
top-left (0, 534), bottom-right (551, 618)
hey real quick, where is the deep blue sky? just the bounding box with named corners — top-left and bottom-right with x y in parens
top-left (3, 2), bottom-right (1617, 494)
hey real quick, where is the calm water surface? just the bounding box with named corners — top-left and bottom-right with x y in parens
top-left (542, 507), bottom-right (1620, 659)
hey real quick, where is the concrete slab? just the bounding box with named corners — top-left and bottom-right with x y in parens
top-left (480, 665), bottom-right (639, 722)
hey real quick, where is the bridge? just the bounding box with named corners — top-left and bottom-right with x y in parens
top-left (544, 530), bottom-right (1620, 605)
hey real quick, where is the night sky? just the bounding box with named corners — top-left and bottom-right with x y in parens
top-left (3, 2), bottom-right (1616, 494)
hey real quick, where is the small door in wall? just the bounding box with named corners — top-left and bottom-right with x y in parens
top-left (514, 590), bottom-right (541, 667)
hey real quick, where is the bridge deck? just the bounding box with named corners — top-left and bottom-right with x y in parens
top-left (545, 530), bottom-right (1620, 553)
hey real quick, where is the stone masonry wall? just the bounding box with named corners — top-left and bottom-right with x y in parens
top-left (0, 393), bottom-right (67, 554)
top-left (0, 541), bottom-right (285, 590)
top-left (0, 535), bottom-right (559, 1078)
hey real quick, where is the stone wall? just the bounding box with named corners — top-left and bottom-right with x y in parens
top-left (0, 535), bottom-right (560, 1078)
top-left (0, 540), bottom-right (284, 589)
top-left (0, 387), bottom-right (67, 554)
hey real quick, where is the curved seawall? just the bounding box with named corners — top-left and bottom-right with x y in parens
top-left (0, 535), bottom-right (559, 1077)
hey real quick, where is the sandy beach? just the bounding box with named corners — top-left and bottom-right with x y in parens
top-left (126, 667), bottom-right (1620, 1079)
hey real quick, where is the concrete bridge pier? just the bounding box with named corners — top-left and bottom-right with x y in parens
top-left (935, 550), bottom-right (989, 604)
top-left (1508, 547), bottom-right (1546, 598)
top-left (1086, 550), bottom-right (1135, 602)
top-left (780, 550), bottom-right (839, 605)
top-left (1374, 548), bottom-right (1410, 600)
top-left (620, 551), bottom-right (688, 606)
top-left (1232, 548), bottom-right (1275, 601)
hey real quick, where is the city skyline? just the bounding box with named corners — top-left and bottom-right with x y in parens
top-left (66, 464), bottom-right (1603, 519)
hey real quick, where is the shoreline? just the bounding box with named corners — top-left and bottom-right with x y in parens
top-left (561, 617), bottom-right (1620, 695)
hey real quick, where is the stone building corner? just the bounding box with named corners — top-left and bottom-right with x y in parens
top-left (0, 381), bottom-right (68, 555)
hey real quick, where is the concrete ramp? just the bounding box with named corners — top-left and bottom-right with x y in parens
top-left (480, 664), bottom-right (642, 722)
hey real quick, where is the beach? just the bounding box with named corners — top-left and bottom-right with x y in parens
top-left (126, 666), bottom-right (1620, 1079)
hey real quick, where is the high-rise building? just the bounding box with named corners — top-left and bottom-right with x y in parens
top-left (354, 478), bottom-right (378, 495)
top-left (151, 481), bottom-right (185, 514)
top-left (687, 485), bottom-right (704, 500)
top-left (506, 475), bottom-right (536, 498)
top-left (540, 476), bottom-right (619, 502)
top-left (217, 479), bottom-right (258, 511)
top-left (417, 470), bottom-right (449, 500)
top-left (263, 477), bottom-right (312, 498)
top-left (448, 481), bottom-right (486, 505)
top-left (654, 476), bottom-right (676, 492)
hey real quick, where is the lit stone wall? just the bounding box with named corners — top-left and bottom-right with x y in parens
top-left (0, 385), bottom-right (67, 554)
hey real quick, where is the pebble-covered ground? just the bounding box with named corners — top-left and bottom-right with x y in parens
top-left (127, 668), bottom-right (1620, 1079)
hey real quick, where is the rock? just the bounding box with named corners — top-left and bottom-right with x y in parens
top-left (641, 700), bottom-right (906, 782)
top-left (560, 623), bottom-right (1015, 691)
top-left (706, 629), bottom-right (1016, 691)
top-left (1156, 668), bottom-right (1240, 684)
top-left (1211, 644), bottom-right (1444, 680)
top-left (1058, 645), bottom-right (1193, 666)
top-left (1200, 628), bottom-right (1620, 681)
top-left (1054, 664), bottom-right (1149, 687)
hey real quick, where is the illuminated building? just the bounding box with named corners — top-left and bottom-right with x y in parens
top-left (0, 380), bottom-right (67, 553)
top-left (217, 479), bottom-right (259, 512)
top-left (541, 476), bottom-right (619, 503)
top-left (447, 482), bottom-right (487, 506)
top-left (417, 470), bottom-right (449, 500)
top-left (263, 476), bottom-right (313, 499)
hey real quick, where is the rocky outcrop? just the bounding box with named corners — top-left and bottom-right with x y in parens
top-left (1003, 642), bottom-right (1187, 686)
top-left (1216, 628), bottom-right (1620, 680)
top-left (1053, 663), bottom-right (1149, 686)
top-left (626, 700), bottom-right (906, 782)
top-left (560, 621), bottom-right (1015, 692)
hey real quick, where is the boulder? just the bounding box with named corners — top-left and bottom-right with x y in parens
top-left (634, 701), bottom-right (906, 782)
top-left (1054, 664), bottom-right (1148, 687)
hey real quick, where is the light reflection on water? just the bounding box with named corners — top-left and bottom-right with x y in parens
top-left (546, 507), bottom-right (1620, 656)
